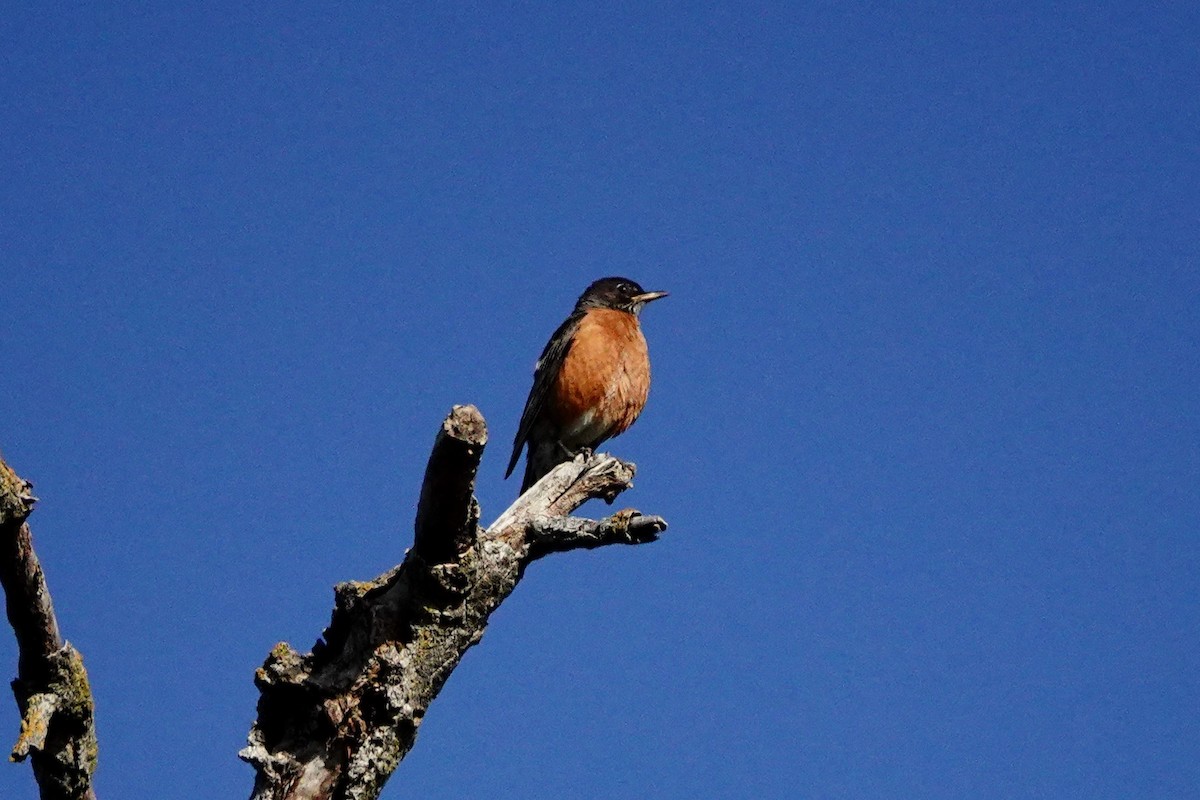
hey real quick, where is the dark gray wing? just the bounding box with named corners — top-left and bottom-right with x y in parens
top-left (505, 310), bottom-right (584, 479)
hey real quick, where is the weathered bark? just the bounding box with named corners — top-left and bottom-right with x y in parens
top-left (412, 405), bottom-right (487, 564)
top-left (241, 405), bottom-right (667, 800)
top-left (0, 454), bottom-right (98, 800)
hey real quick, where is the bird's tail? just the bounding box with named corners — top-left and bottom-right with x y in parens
top-left (520, 438), bottom-right (571, 494)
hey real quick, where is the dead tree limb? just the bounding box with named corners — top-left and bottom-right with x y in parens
top-left (241, 405), bottom-right (667, 800)
top-left (0, 454), bottom-right (98, 800)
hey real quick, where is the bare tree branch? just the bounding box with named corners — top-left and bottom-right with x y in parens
top-left (412, 405), bottom-right (487, 564)
top-left (241, 406), bottom-right (667, 800)
top-left (0, 454), bottom-right (98, 800)
top-left (526, 510), bottom-right (668, 557)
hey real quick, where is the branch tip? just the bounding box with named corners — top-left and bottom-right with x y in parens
top-left (413, 407), bottom-right (488, 564)
top-left (444, 404), bottom-right (488, 446)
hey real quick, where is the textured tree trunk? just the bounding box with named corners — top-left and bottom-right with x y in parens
top-left (0, 454), bottom-right (99, 800)
top-left (240, 405), bottom-right (666, 800)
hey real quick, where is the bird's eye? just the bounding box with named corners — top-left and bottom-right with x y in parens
top-left (619, 282), bottom-right (634, 294)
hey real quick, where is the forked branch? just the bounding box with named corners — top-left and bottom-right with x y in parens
top-left (241, 405), bottom-right (667, 800)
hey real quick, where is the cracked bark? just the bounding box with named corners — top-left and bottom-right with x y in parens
top-left (241, 404), bottom-right (668, 800)
top-left (0, 453), bottom-right (98, 800)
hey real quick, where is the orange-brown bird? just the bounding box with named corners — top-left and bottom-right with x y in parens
top-left (506, 277), bottom-right (668, 493)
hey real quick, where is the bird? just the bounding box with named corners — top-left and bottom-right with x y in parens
top-left (506, 277), bottom-right (668, 494)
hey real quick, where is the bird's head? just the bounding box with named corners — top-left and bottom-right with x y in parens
top-left (576, 277), bottom-right (668, 315)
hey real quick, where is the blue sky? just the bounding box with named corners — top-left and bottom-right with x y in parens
top-left (2, 3), bottom-right (1197, 798)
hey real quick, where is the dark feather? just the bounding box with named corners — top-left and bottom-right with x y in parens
top-left (505, 309), bottom-right (585, 480)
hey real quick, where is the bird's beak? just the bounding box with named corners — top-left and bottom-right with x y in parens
top-left (632, 290), bottom-right (668, 304)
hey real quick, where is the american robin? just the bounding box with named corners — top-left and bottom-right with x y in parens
top-left (506, 277), bottom-right (668, 494)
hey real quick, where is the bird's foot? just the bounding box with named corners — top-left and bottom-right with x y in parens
top-left (558, 441), bottom-right (594, 462)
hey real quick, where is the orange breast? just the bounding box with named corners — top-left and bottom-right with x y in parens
top-left (550, 308), bottom-right (651, 447)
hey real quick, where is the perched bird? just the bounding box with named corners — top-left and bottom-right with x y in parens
top-left (506, 277), bottom-right (668, 493)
